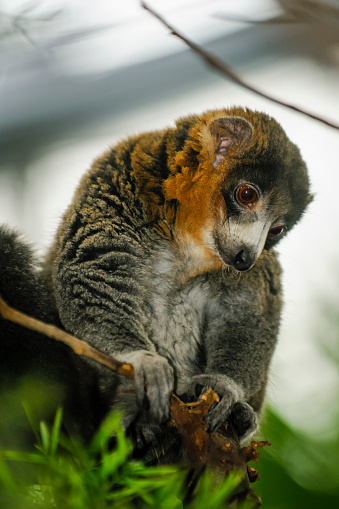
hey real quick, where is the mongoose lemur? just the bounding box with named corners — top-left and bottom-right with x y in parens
top-left (1, 107), bottom-right (312, 457)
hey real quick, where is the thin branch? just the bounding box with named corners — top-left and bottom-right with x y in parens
top-left (0, 295), bottom-right (134, 380)
top-left (141, 1), bottom-right (339, 131)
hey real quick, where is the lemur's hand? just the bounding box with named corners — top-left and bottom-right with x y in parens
top-left (186, 374), bottom-right (257, 441)
top-left (127, 350), bottom-right (174, 424)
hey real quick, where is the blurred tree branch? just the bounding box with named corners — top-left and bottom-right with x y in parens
top-left (142, 1), bottom-right (339, 130)
top-left (0, 1), bottom-right (62, 47)
top-left (277, 0), bottom-right (339, 29)
top-left (214, 0), bottom-right (339, 29)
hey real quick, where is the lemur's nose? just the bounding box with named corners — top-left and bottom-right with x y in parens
top-left (233, 249), bottom-right (253, 272)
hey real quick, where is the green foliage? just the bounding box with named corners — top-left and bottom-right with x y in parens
top-left (2, 389), bottom-right (339, 508)
top-left (252, 296), bottom-right (339, 508)
top-left (0, 408), bottom-right (245, 509)
top-left (255, 407), bottom-right (339, 508)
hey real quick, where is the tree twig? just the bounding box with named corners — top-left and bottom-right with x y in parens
top-left (141, 1), bottom-right (339, 131)
top-left (0, 295), bottom-right (134, 380)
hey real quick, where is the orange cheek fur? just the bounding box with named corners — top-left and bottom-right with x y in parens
top-left (162, 112), bottom-right (240, 270)
top-left (164, 156), bottom-right (226, 269)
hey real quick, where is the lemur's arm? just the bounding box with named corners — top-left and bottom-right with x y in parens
top-left (186, 254), bottom-right (281, 438)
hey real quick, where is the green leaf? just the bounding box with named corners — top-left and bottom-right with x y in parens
top-left (50, 407), bottom-right (63, 457)
top-left (0, 450), bottom-right (46, 464)
top-left (0, 457), bottom-right (16, 491)
top-left (90, 410), bottom-right (125, 454)
top-left (39, 421), bottom-right (50, 456)
top-left (188, 471), bottom-right (243, 509)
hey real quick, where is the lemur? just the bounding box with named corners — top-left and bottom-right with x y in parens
top-left (0, 107), bottom-right (311, 457)
top-left (42, 106), bottom-right (312, 454)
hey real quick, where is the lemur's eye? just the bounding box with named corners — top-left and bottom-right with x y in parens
top-left (236, 184), bottom-right (258, 206)
top-left (268, 226), bottom-right (284, 237)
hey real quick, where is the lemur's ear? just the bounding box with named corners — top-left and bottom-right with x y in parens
top-left (209, 117), bottom-right (252, 167)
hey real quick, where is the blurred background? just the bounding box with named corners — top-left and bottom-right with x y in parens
top-left (1, 0), bottom-right (339, 505)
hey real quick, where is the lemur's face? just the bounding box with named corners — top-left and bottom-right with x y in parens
top-left (165, 111), bottom-right (311, 273)
top-left (209, 116), bottom-right (312, 272)
top-left (215, 178), bottom-right (289, 272)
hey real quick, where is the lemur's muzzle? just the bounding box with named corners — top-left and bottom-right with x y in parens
top-left (215, 216), bottom-right (270, 272)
